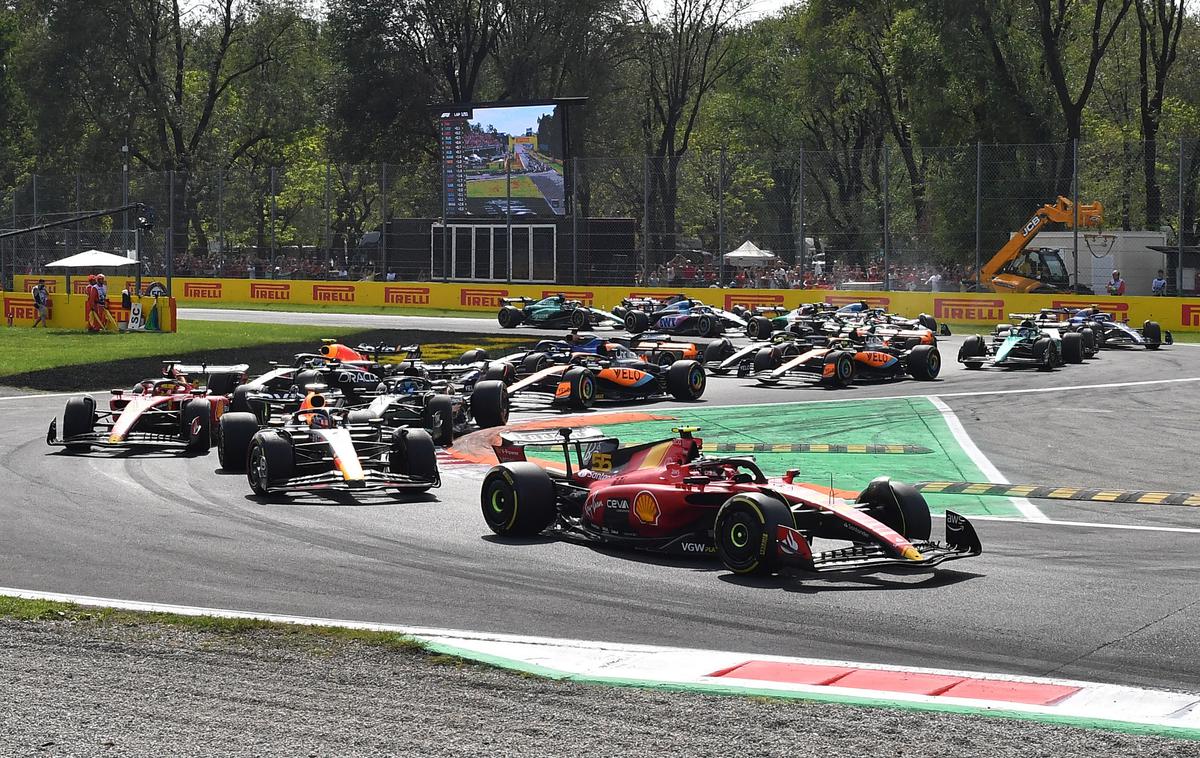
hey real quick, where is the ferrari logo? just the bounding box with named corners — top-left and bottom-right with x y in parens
top-left (632, 491), bottom-right (660, 525)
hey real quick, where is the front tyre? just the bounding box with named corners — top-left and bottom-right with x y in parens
top-left (422, 394), bottom-right (456, 446)
top-left (856, 476), bottom-right (931, 540)
top-left (746, 316), bottom-right (773, 341)
top-left (1143, 320), bottom-right (1162, 349)
top-left (247, 433), bottom-right (293, 497)
top-left (62, 395), bottom-right (96, 451)
top-left (908, 344), bottom-right (941, 380)
top-left (182, 399), bottom-right (213, 453)
top-left (714, 493), bottom-right (795, 575)
top-left (563, 367), bottom-right (596, 410)
top-left (470, 380), bottom-right (510, 429)
top-left (390, 428), bottom-right (438, 492)
top-left (217, 412), bottom-right (259, 472)
top-left (480, 463), bottom-right (557, 537)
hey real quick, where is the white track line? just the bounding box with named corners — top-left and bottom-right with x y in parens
top-left (0, 390), bottom-right (90, 402)
top-left (927, 396), bottom-right (1047, 522)
top-left (934, 513), bottom-right (1200, 535)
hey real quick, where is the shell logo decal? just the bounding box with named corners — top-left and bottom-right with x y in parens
top-left (633, 490), bottom-right (660, 525)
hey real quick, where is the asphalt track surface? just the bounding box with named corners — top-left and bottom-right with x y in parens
top-left (5, 318), bottom-right (1200, 695)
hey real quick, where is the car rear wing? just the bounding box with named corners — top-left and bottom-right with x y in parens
top-left (492, 426), bottom-right (617, 470)
top-left (354, 343), bottom-right (423, 360)
top-left (501, 296), bottom-right (536, 306)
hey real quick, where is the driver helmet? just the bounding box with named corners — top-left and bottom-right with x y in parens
top-left (1021, 318), bottom-right (1037, 329)
top-left (308, 410), bottom-right (333, 429)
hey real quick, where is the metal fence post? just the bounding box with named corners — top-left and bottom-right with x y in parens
top-left (217, 169), bottom-right (225, 260)
top-left (882, 144), bottom-right (890, 290)
top-left (717, 149), bottom-right (726, 278)
top-left (381, 162), bottom-right (389, 277)
top-left (1180, 135), bottom-right (1186, 296)
top-left (975, 141), bottom-right (982, 287)
top-left (571, 155), bottom-right (579, 285)
top-left (642, 155), bottom-right (650, 283)
top-left (798, 147), bottom-right (806, 275)
top-left (269, 166), bottom-right (277, 275)
top-left (323, 163), bottom-right (332, 258)
top-left (1072, 138), bottom-right (1080, 290)
top-left (31, 173), bottom-right (37, 268)
top-left (167, 170), bottom-right (175, 296)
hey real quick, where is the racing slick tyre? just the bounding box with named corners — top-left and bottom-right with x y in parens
top-left (825, 350), bottom-right (856, 387)
top-left (470, 380), bottom-right (510, 429)
top-left (908, 344), bottom-right (942, 380)
top-left (1143, 320), bottom-right (1162, 349)
top-left (480, 462), bottom-right (556, 537)
top-left (293, 369), bottom-right (322, 392)
top-left (247, 432), bottom-right (293, 497)
top-left (624, 311), bottom-right (650, 334)
top-left (703, 338), bottom-right (734, 365)
top-left (731, 305), bottom-right (747, 318)
top-left (563, 367), bottom-right (596, 410)
top-left (422, 394), bottom-right (457, 446)
top-left (389, 429), bottom-right (438, 493)
top-left (696, 314), bottom-right (721, 338)
top-left (714, 493), bottom-right (795, 576)
top-left (206, 371), bottom-right (241, 397)
top-left (569, 307), bottom-right (590, 329)
top-left (1061, 332), bottom-right (1085, 364)
top-left (1032, 337), bottom-right (1057, 371)
top-left (182, 399), bottom-right (213, 453)
top-left (1079, 328), bottom-right (1097, 354)
top-left (918, 314), bottom-right (939, 333)
top-left (217, 412), bottom-right (259, 473)
top-left (753, 346), bottom-right (782, 374)
top-left (497, 306), bottom-right (523, 329)
top-left (521, 352), bottom-right (551, 375)
top-left (856, 476), bottom-right (931, 541)
top-left (230, 384), bottom-right (254, 414)
top-left (62, 395), bottom-right (96, 451)
top-left (483, 361), bottom-right (517, 384)
top-left (746, 316), bottom-right (773, 341)
top-left (611, 305), bottom-right (628, 321)
top-left (667, 360), bottom-right (706, 401)
top-left (958, 335), bottom-right (987, 368)
top-left (459, 349), bottom-right (489, 364)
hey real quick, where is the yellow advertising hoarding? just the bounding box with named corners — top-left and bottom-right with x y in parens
top-left (11, 275), bottom-right (1200, 332)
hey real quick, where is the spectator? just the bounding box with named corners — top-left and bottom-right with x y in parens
top-left (1152, 270), bottom-right (1166, 296)
top-left (31, 279), bottom-right (49, 328)
top-left (925, 271), bottom-right (943, 292)
top-left (1105, 269), bottom-right (1126, 296)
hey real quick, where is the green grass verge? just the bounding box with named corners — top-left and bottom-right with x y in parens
top-left (178, 301), bottom-right (494, 319)
top-left (0, 320), bottom-right (372, 378)
top-left (466, 176), bottom-right (543, 198)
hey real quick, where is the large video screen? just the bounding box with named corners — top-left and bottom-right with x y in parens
top-left (439, 103), bottom-right (565, 217)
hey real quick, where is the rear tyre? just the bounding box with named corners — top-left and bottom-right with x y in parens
top-left (958, 335), bottom-right (986, 368)
top-left (667, 360), bottom-right (706, 400)
top-left (390, 428), bottom-right (438, 492)
top-left (520, 352), bottom-right (551, 375)
top-left (497, 306), bottom-right (523, 328)
top-left (908, 344), bottom-right (941, 380)
top-left (563, 367), bottom-right (596, 410)
top-left (62, 396), bottom-right (96, 451)
top-left (230, 384), bottom-right (254, 414)
top-left (217, 412), bottom-right (259, 473)
top-left (459, 349), bottom-right (489, 364)
top-left (1061, 332), bottom-right (1084, 364)
top-left (247, 433), bottom-right (293, 497)
top-left (1143, 320), bottom-right (1162, 349)
top-left (856, 477), bottom-right (931, 540)
top-left (206, 371), bottom-right (241, 397)
top-left (826, 350), bottom-right (856, 387)
top-left (568, 307), bottom-right (589, 329)
top-left (714, 493), bottom-right (794, 575)
top-left (482, 361), bottom-right (516, 384)
top-left (624, 311), bottom-right (650, 334)
top-left (480, 463), bottom-right (557, 537)
top-left (293, 369), bottom-right (322, 392)
top-left (918, 314), bottom-right (939, 333)
top-left (182, 399), bottom-right (212, 453)
top-left (696, 315), bottom-right (720, 338)
top-left (422, 394), bottom-right (456, 446)
top-left (746, 316), bottom-right (773, 341)
top-left (470, 380), bottom-right (510, 429)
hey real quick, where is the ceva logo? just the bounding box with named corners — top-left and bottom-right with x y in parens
top-left (183, 281), bottom-right (222, 298)
top-left (724, 293), bottom-right (784, 311)
top-left (250, 282), bottom-right (291, 301)
top-left (312, 284), bottom-right (355, 303)
top-left (824, 295), bottom-right (891, 308)
top-left (1182, 304), bottom-right (1200, 327)
top-left (934, 298), bottom-right (1005, 321)
top-left (542, 289), bottom-right (594, 305)
top-left (460, 287), bottom-right (508, 308)
top-left (384, 286), bottom-right (431, 305)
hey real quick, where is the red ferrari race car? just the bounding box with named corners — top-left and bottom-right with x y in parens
top-left (480, 427), bottom-right (981, 576)
top-left (47, 361), bottom-right (248, 453)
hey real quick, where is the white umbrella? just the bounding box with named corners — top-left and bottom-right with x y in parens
top-left (724, 240), bottom-right (777, 267)
top-left (46, 249), bottom-right (138, 268)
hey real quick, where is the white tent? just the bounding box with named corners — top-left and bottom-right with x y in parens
top-left (724, 240), bottom-right (777, 267)
top-left (46, 249), bottom-right (138, 269)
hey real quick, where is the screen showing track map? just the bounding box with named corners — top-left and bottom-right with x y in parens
top-left (439, 103), bottom-right (565, 217)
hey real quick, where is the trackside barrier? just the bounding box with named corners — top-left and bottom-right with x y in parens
top-left (2, 288), bottom-right (177, 332)
top-left (13, 275), bottom-right (1200, 332)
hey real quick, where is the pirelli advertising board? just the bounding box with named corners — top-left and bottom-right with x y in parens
top-left (3, 286), bottom-right (177, 331)
top-left (12, 275), bottom-right (1200, 332)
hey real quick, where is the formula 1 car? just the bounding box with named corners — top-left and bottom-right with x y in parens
top-left (346, 373), bottom-right (509, 445)
top-left (480, 427), bottom-right (981, 575)
top-left (46, 362), bottom-right (248, 453)
top-left (497, 294), bottom-right (622, 330)
top-left (501, 341), bottom-right (707, 410)
top-left (1054, 307), bottom-right (1172, 350)
top-left (738, 330), bottom-right (941, 387)
top-left (957, 318), bottom-right (1080, 370)
top-left (617, 295), bottom-right (746, 337)
top-left (217, 400), bottom-right (439, 497)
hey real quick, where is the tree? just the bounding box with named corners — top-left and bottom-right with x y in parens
top-left (1136, 0), bottom-right (1186, 227)
top-left (635, 0), bottom-right (748, 266)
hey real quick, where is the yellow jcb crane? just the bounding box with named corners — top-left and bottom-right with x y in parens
top-left (977, 196), bottom-right (1104, 293)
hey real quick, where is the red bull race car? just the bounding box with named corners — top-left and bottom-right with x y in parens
top-left (481, 427), bottom-right (981, 575)
top-left (46, 361), bottom-right (248, 453)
